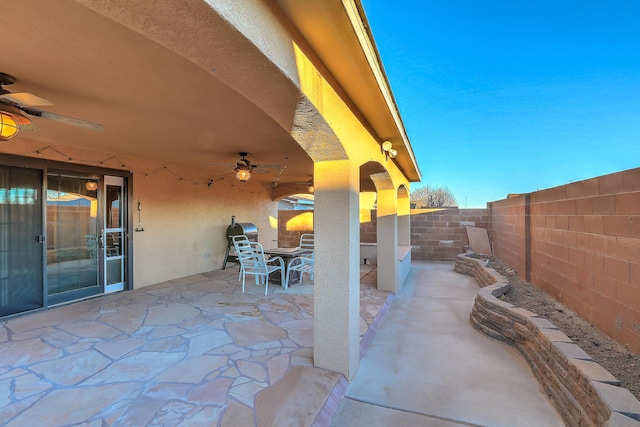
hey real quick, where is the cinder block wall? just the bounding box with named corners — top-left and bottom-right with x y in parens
top-left (360, 210), bottom-right (377, 243)
top-left (279, 208), bottom-right (489, 262)
top-left (277, 210), bottom-right (314, 248)
top-left (488, 195), bottom-right (529, 280)
top-left (410, 208), bottom-right (489, 261)
top-left (489, 167), bottom-right (640, 352)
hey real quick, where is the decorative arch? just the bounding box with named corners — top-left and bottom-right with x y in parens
top-left (397, 184), bottom-right (411, 216)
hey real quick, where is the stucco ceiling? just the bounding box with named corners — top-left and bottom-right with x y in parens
top-left (1, 0), bottom-right (418, 192)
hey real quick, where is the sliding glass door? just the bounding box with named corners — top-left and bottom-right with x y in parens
top-left (46, 173), bottom-right (101, 305)
top-left (0, 160), bottom-right (130, 318)
top-left (0, 166), bottom-right (44, 317)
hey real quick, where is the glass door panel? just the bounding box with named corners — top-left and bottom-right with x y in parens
top-left (47, 174), bottom-right (100, 305)
top-left (103, 177), bottom-right (125, 293)
top-left (0, 166), bottom-right (44, 316)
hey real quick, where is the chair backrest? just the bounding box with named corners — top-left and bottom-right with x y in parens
top-left (233, 236), bottom-right (266, 272)
top-left (299, 234), bottom-right (314, 251)
top-left (232, 234), bottom-right (249, 246)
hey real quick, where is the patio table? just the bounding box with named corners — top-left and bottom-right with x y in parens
top-left (264, 247), bottom-right (312, 285)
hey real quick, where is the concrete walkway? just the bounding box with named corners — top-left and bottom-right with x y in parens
top-left (331, 261), bottom-right (565, 427)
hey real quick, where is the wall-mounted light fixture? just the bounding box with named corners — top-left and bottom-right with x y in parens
top-left (382, 140), bottom-right (397, 160)
top-left (0, 111), bottom-right (20, 141)
top-left (135, 199), bottom-right (144, 232)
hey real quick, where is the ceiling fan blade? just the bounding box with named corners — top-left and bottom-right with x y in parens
top-left (19, 121), bottom-right (42, 133)
top-left (0, 92), bottom-right (53, 107)
top-left (254, 163), bottom-right (281, 169)
top-left (23, 108), bottom-right (104, 131)
top-left (204, 163), bottom-right (235, 168)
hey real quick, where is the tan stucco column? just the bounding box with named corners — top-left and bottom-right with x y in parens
top-left (376, 188), bottom-right (399, 293)
top-left (398, 190), bottom-right (411, 247)
top-left (313, 160), bottom-right (360, 380)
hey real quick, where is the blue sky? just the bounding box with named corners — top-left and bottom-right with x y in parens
top-left (361, 1), bottom-right (640, 207)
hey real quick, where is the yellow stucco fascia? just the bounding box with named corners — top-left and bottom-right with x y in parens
top-left (292, 43), bottom-right (410, 194)
top-left (342, 0), bottom-right (421, 180)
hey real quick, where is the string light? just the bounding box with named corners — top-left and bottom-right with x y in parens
top-left (23, 145), bottom-right (275, 195)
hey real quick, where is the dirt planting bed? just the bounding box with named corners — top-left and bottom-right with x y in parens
top-left (477, 255), bottom-right (640, 401)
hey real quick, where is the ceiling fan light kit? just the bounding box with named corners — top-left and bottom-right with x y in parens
top-left (0, 111), bottom-right (19, 141)
top-left (233, 152), bottom-right (254, 182)
top-left (235, 166), bottom-right (252, 182)
top-left (205, 152), bottom-right (281, 183)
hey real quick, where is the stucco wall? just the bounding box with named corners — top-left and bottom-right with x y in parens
top-left (1, 141), bottom-right (278, 289)
top-left (489, 168), bottom-right (640, 352)
top-left (132, 166), bottom-right (278, 287)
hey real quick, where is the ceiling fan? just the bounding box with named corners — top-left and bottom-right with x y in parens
top-left (207, 152), bottom-right (280, 182)
top-left (293, 176), bottom-right (314, 193)
top-left (0, 72), bottom-right (104, 141)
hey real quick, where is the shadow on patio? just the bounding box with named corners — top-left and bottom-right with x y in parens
top-left (0, 265), bottom-right (391, 426)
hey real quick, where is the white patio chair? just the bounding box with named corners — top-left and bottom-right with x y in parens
top-left (284, 251), bottom-right (314, 289)
top-left (284, 233), bottom-right (314, 288)
top-left (233, 236), bottom-right (284, 295)
top-left (299, 233), bottom-right (314, 280)
top-left (299, 233), bottom-right (314, 252)
top-left (231, 234), bottom-right (251, 280)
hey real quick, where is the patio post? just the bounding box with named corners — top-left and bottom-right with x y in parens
top-left (313, 160), bottom-right (360, 380)
top-left (398, 186), bottom-right (411, 248)
top-left (376, 188), bottom-right (399, 293)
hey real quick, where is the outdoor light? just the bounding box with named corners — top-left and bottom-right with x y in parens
top-left (381, 140), bottom-right (397, 159)
top-left (304, 177), bottom-right (314, 193)
top-left (0, 111), bottom-right (20, 141)
top-left (85, 181), bottom-right (98, 191)
top-left (235, 166), bottom-right (252, 182)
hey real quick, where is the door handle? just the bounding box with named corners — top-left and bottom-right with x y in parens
top-left (36, 235), bottom-right (45, 243)
top-left (98, 234), bottom-right (104, 249)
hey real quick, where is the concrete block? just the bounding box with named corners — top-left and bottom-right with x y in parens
top-left (538, 328), bottom-right (573, 345)
top-left (570, 359), bottom-right (620, 386)
top-left (552, 342), bottom-right (594, 362)
top-left (592, 381), bottom-right (640, 422)
top-left (529, 317), bottom-right (559, 330)
top-left (508, 307), bottom-right (537, 322)
top-left (605, 411), bottom-right (640, 426)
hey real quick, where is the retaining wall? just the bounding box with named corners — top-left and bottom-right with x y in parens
top-left (457, 254), bottom-right (640, 427)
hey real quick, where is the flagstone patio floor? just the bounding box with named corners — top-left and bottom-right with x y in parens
top-left (0, 266), bottom-right (391, 426)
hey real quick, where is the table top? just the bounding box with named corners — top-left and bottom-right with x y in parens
top-left (264, 247), bottom-right (312, 257)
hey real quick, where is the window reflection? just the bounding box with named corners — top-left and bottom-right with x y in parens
top-left (0, 188), bottom-right (37, 204)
